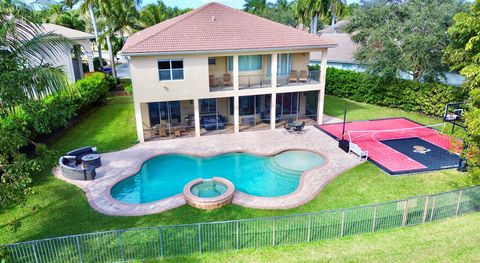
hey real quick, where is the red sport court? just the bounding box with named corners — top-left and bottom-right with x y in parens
top-left (317, 118), bottom-right (461, 175)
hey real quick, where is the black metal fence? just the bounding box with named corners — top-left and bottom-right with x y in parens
top-left (2, 185), bottom-right (479, 263)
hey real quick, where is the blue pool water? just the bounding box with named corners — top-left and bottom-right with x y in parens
top-left (111, 151), bottom-right (324, 204)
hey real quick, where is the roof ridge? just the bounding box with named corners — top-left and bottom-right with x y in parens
top-left (127, 2), bottom-right (217, 50)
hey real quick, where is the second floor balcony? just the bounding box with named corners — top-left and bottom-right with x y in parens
top-left (208, 53), bottom-right (316, 92)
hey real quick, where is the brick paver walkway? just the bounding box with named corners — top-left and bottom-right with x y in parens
top-left (54, 126), bottom-right (361, 216)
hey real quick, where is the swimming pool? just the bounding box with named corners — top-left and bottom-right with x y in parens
top-left (111, 150), bottom-right (325, 204)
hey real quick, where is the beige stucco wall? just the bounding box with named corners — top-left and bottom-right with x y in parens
top-left (208, 56), bottom-right (228, 78)
top-left (291, 52), bottom-right (310, 71)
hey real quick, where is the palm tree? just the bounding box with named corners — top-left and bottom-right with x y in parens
top-left (138, 0), bottom-right (168, 28)
top-left (296, 0), bottom-right (346, 34)
top-left (244, 0), bottom-right (268, 15)
top-left (97, 0), bottom-right (139, 79)
top-left (329, 0), bottom-right (346, 28)
top-left (0, 1), bottom-right (74, 114)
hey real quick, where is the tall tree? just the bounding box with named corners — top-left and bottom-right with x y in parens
top-left (137, 1), bottom-right (191, 29)
top-left (346, 0), bottom-right (465, 82)
top-left (245, 0), bottom-right (298, 27)
top-left (296, 0), bottom-right (330, 34)
top-left (0, 0), bottom-right (73, 210)
top-left (97, 0), bottom-right (139, 79)
top-left (244, 0), bottom-right (268, 15)
top-left (443, 0), bottom-right (480, 181)
top-left (39, 4), bottom-right (86, 31)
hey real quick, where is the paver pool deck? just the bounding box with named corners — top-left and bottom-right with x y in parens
top-left (54, 126), bottom-right (361, 216)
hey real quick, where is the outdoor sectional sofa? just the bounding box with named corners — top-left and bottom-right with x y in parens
top-left (59, 146), bottom-right (98, 181)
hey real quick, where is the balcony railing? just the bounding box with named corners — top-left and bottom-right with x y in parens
top-left (239, 74), bottom-right (271, 90)
top-left (277, 70), bottom-right (320, 87)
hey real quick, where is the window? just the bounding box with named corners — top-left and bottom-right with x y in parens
top-left (200, 98), bottom-right (216, 114)
top-left (276, 92), bottom-right (299, 115)
top-left (227, 55), bottom-right (263, 72)
top-left (158, 59), bottom-right (184, 81)
top-left (229, 96), bottom-right (260, 115)
top-left (208, 58), bottom-right (216, 65)
top-left (277, 54), bottom-right (292, 74)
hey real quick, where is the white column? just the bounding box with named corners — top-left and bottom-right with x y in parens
top-left (233, 55), bottom-right (239, 91)
top-left (270, 93), bottom-right (276, 130)
top-left (271, 53), bottom-right (278, 88)
top-left (75, 48), bottom-right (84, 79)
top-left (133, 98), bottom-right (145, 143)
top-left (86, 50), bottom-right (94, 72)
top-left (317, 49), bottom-right (328, 124)
top-left (82, 42), bottom-right (95, 72)
top-left (194, 99), bottom-right (201, 137)
top-left (234, 96), bottom-right (239, 133)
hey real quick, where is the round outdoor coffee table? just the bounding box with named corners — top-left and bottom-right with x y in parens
top-left (81, 154), bottom-right (101, 169)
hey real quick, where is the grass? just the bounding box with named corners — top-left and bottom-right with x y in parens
top-left (147, 212), bottom-right (480, 262)
top-left (0, 95), bottom-right (476, 246)
top-left (52, 96), bottom-right (137, 154)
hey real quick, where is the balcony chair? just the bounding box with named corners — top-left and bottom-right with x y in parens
top-left (223, 74), bottom-right (232, 86)
top-left (299, 70), bottom-right (308, 83)
top-left (209, 75), bottom-right (220, 87)
top-left (289, 71), bottom-right (298, 83)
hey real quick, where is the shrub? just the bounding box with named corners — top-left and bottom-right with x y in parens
top-left (123, 79), bottom-right (133, 95)
top-left (0, 72), bottom-right (112, 210)
top-left (74, 72), bottom-right (110, 107)
top-left (326, 68), bottom-right (467, 117)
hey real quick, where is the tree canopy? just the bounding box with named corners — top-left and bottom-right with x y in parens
top-left (444, 0), bottom-right (480, 180)
top-left (346, 0), bottom-right (466, 82)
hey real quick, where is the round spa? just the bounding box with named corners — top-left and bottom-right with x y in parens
top-left (183, 177), bottom-right (235, 210)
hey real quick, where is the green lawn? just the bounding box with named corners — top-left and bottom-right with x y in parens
top-left (52, 96), bottom-right (137, 154)
top-left (0, 95), bottom-right (476, 246)
top-left (148, 212), bottom-right (480, 263)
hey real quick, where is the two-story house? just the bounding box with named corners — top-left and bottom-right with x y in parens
top-left (121, 2), bottom-right (336, 142)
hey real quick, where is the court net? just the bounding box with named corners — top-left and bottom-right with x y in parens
top-left (346, 123), bottom-right (448, 145)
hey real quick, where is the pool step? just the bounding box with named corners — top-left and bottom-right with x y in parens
top-left (264, 159), bottom-right (301, 179)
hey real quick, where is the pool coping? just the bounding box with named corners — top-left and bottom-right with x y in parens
top-left (53, 127), bottom-right (362, 216)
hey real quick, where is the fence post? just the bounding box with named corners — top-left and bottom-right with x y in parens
top-left (118, 231), bottom-right (125, 262)
top-left (158, 228), bottom-right (164, 257)
top-left (31, 241), bottom-right (39, 263)
top-left (429, 196), bottom-right (437, 221)
top-left (235, 221), bottom-right (239, 250)
top-left (402, 200), bottom-right (409, 226)
top-left (197, 224), bottom-right (202, 253)
top-left (75, 236), bottom-right (83, 263)
top-left (372, 205), bottom-right (377, 232)
top-left (272, 219), bottom-right (276, 246)
top-left (455, 190), bottom-right (463, 216)
top-left (422, 196), bottom-right (430, 223)
top-left (340, 209), bottom-right (345, 237)
top-left (307, 215), bottom-right (312, 242)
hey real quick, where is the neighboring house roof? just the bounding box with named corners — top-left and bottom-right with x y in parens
top-left (41, 23), bottom-right (94, 40)
top-left (319, 20), bottom-right (348, 34)
top-left (311, 33), bottom-right (358, 64)
top-left (122, 2), bottom-right (337, 55)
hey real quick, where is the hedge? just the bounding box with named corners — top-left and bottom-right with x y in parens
top-left (1, 72), bottom-right (112, 143)
top-left (325, 68), bottom-right (466, 117)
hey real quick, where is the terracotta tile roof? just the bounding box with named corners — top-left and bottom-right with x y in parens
top-left (122, 2), bottom-right (337, 55)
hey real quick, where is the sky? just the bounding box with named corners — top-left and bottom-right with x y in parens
top-left (144, 0), bottom-right (361, 10)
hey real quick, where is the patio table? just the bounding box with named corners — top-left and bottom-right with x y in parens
top-left (81, 154), bottom-right (102, 169)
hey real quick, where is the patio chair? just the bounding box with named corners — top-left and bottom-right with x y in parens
top-left (174, 128), bottom-right (182, 138)
top-left (209, 75), bottom-right (219, 87)
top-left (299, 70), bottom-right (308, 83)
top-left (223, 74), bottom-right (232, 86)
top-left (289, 71), bottom-right (298, 83)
